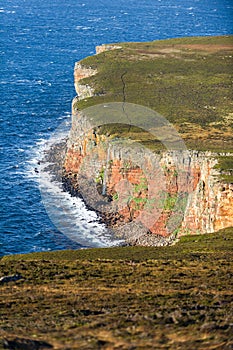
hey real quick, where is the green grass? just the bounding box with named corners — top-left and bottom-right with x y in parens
top-left (76, 36), bottom-right (233, 135)
top-left (73, 36), bottom-right (233, 176)
top-left (0, 228), bottom-right (233, 349)
top-left (1, 227), bottom-right (232, 262)
top-left (215, 155), bottom-right (233, 183)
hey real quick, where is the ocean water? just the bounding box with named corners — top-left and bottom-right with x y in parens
top-left (1, 0), bottom-right (232, 256)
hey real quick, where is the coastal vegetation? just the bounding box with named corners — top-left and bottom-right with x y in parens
top-left (1, 36), bottom-right (232, 350)
top-left (77, 37), bottom-right (232, 134)
top-left (74, 35), bottom-right (233, 179)
top-left (0, 228), bottom-right (233, 349)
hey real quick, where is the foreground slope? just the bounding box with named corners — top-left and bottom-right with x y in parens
top-left (0, 229), bottom-right (233, 349)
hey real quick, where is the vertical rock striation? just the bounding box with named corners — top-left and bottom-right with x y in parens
top-left (63, 49), bottom-right (233, 244)
top-left (63, 110), bottom-right (233, 240)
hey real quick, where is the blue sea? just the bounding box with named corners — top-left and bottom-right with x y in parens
top-left (1, 0), bottom-right (232, 256)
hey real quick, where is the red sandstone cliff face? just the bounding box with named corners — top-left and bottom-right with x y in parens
top-left (63, 59), bottom-right (233, 243)
top-left (63, 112), bottom-right (233, 239)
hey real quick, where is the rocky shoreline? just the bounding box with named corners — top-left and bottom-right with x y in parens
top-left (40, 139), bottom-right (68, 183)
top-left (34, 124), bottom-right (178, 247)
top-left (39, 138), bottom-right (178, 246)
top-left (62, 171), bottom-right (178, 247)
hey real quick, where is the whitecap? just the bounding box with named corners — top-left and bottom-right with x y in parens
top-left (87, 18), bottom-right (102, 22)
top-left (38, 164), bottom-right (121, 247)
top-left (25, 117), bottom-right (124, 248)
top-left (75, 25), bottom-right (91, 30)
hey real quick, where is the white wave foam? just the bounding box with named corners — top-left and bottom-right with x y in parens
top-left (75, 25), bottom-right (91, 30)
top-left (26, 117), bottom-right (123, 248)
top-left (87, 18), bottom-right (102, 23)
top-left (39, 169), bottom-right (116, 247)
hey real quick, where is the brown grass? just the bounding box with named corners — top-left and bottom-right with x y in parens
top-left (0, 228), bottom-right (233, 349)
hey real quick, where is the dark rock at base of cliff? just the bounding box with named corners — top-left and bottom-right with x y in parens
top-left (41, 140), bottom-right (67, 182)
top-left (62, 172), bottom-right (178, 247)
top-left (114, 221), bottom-right (177, 246)
top-left (41, 138), bottom-right (178, 247)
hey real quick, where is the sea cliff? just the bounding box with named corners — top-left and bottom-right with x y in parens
top-left (1, 38), bottom-right (233, 350)
top-left (63, 36), bottom-right (233, 245)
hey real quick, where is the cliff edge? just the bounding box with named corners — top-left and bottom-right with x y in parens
top-left (63, 36), bottom-right (233, 245)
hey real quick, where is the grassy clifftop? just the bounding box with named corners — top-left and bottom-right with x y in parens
top-left (75, 36), bottom-right (233, 154)
top-left (0, 228), bottom-right (233, 349)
